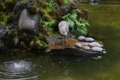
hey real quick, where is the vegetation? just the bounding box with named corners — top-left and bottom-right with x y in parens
top-left (44, 20), bottom-right (54, 32)
top-left (63, 0), bottom-right (73, 4)
top-left (74, 18), bottom-right (89, 35)
top-left (0, 0), bottom-right (89, 50)
top-left (41, 1), bottom-right (58, 34)
top-left (0, 12), bottom-right (7, 26)
top-left (46, 1), bottom-right (58, 9)
top-left (62, 9), bottom-right (89, 36)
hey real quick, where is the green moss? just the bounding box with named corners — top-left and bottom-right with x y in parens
top-left (0, 12), bottom-right (7, 26)
top-left (46, 1), bottom-right (58, 9)
top-left (41, 8), bottom-right (57, 35)
top-left (45, 7), bottom-right (52, 13)
top-left (13, 35), bottom-right (19, 46)
top-left (0, 0), bottom-right (82, 49)
top-left (34, 38), bottom-right (47, 47)
top-left (42, 9), bottom-right (52, 20)
top-left (35, 36), bottom-right (40, 41)
top-left (63, 0), bottom-right (73, 4)
top-left (19, 0), bottom-right (26, 2)
top-left (5, 0), bottom-right (13, 3)
top-left (40, 40), bottom-right (47, 47)
top-left (1, 2), bottom-right (6, 9)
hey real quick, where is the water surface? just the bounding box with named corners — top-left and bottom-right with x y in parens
top-left (0, 4), bottom-right (120, 80)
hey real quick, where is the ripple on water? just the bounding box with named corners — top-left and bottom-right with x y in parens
top-left (0, 60), bottom-right (37, 80)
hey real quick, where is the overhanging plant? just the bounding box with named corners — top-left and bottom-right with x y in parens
top-left (62, 9), bottom-right (77, 31)
top-left (74, 18), bottom-right (89, 35)
top-left (62, 9), bottom-right (89, 36)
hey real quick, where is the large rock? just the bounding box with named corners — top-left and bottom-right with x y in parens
top-left (47, 38), bottom-right (106, 57)
top-left (18, 9), bottom-right (39, 35)
top-left (53, 0), bottom-right (64, 6)
top-left (0, 27), bottom-right (9, 39)
top-left (76, 9), bottom-right (88, 20)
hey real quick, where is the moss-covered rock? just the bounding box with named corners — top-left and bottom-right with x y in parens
top-left (0, 0), bottom-right (89, 53)
top-left (18, 9), bottom-right (39, 34)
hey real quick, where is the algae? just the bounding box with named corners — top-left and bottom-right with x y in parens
top-left (0, 0), bottom-right (89, 51)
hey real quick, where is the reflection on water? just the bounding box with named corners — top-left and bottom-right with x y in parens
top-left (89, 0), bottom-right (100, 5)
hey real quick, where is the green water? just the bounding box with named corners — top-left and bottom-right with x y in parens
top-left (0, 4), bottom-right (120, 80)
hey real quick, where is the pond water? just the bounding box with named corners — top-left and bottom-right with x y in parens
top-left (0, 4), bottom-right (120, 80)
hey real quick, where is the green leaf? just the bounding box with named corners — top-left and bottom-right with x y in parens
top-left (62, 13), bottom-right (71, 19)
top-left (63, 0), bottom-right (73, 4)
top-left (79, 18), bottom-right (90, 26)
top-left (46, 1), bottom-right (58, 9)
top-left (70, 13), bottom-right (77, 20)
top-left (74, 19), bottom-right (81, 26)
top-left (61, 9), bottom-right (89, 36)
top-left (71, 9), bottom-right (77, 14)
top-left (80, 27), bottom-right (87, 35)
top-left (44, 20), bottom-right (54, 31)
top-left (66, 19), bottom-right (75, 28)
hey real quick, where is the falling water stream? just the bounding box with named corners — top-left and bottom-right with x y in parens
top-left (0, 3), bottom-right (120, 80)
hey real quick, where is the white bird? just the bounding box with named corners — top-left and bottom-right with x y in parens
top-left (58, 21), bottom-right (69, 47)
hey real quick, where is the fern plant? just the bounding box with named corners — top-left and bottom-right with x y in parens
top-left (62, 9), bottom-right (89, 36)
top-left (44, 20), bottom-right (54, 31)
top-left (46, 1), bottom-right (58, 9)
top-left (74, 18), bottom-right (89, 35)
top-left (62, 9), bottom-right (77, 30)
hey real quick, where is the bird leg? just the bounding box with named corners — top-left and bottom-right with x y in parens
top-left (64, 36), bottom-right (68, 47)
top-left (62, 36), bottom-right (65, 47)
top-left (65, 36), bottom-right (67, 47)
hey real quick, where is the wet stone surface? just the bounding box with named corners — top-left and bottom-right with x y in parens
top-left (47, 37), bottom-right (106, 57)
top-left (18, 9), bottom-right (39, 35)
